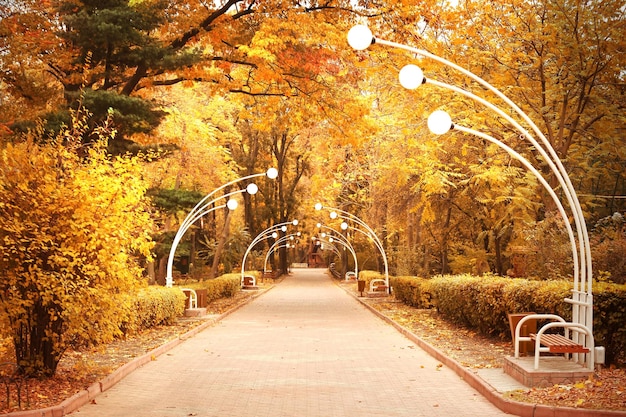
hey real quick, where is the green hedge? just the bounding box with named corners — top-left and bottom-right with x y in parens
top-left (120, 274), bottom-right (243, 336)
top-left (387, 272), bottom-right (626, 367)
top-left (592, 282), bottom-right (626, 366)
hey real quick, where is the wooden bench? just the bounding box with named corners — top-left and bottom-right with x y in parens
top-left (513, 313), bottom-right (594, 370)
top-left (328, 263), bottom-right (341, 279)
top-left (242, 275), bottom-right (256, 287)
top-left (181, 288), bottom-right (198, 309)
top-left (263, 270), bottom-right (278, 280)
top-left (369, 278), bottom-right (388, 292)
top-left (530, 333), bottom-right (590, 354)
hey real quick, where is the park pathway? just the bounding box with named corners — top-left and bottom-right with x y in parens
top-left (69, 268), bottom-right (512, 417)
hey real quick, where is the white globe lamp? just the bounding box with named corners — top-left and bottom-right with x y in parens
top-left (427, 110), bottom-right (453, 135)
top-left (347, 25), bottom-right (373, 51)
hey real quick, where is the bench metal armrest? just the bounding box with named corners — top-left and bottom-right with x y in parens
top-left (513, 313), bottom-right (594, 370)
top-left (514, 314), bottom-right (565, 358)
top-left (533, 322), bottom-right (594, 369)
top-left (181, 288), bottom-right (198, 309)
top-left (369, 279), bottom-right (387, 292)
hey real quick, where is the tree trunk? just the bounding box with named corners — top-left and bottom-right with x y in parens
top-left (146, 261), bottom-right (156, 285)
top-left (14, 301), bottom-right (63, 377)
top-left (494, 232), bottom-right (503, 275)
top-left (278, 244), bottom-right (289, 275)
top-left (440, 206), bottom-right (453, 275)
top-left (190, 231), bottom-right (197, 277)
top-left (340, 244), bottom-right (349, 278)
top-left (156, 255), bottom-right (167, 285)
top-left (209, 209), bottom-right (232, 279)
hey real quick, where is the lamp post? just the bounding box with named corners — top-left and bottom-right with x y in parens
top-left (241, 219), bottom-right (299, 285)
top-left (340, 220), bottom-right (391, 281)
top-left (347, 25), bottom-right (591, 293)
top-left (347, 25), bottom-right (593, 367)
top-left (263, 234), bottom-right (298, 273)
top-left (317, 223), bottom-right (359, 278)
top-left (313, 237), bottom-right (343, 261)
top-left (263, 243), bottom-right (295, 272)
top-left (398, 67), bottom-right (586, 291)
top-left (313, 237), bottom-right (341, 265)
top-left (166, 188), bottom-right (248, 288)
top-left (165, 168), bottom-right (278, 288)
top-left (166, 193), bottom-right (240, 288)
top-left (315, 203), bottom-right (389, 292)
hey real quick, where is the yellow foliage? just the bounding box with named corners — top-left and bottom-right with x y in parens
top-left (0, 110), bottom-right (155, 376)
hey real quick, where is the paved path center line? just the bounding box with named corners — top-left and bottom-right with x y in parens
top-left (70, 268), bottom-right (512, 417)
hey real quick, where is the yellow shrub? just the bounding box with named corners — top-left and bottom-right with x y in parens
top-left (177, 273), bottom-right (241, 303)
top-left (131, 287), bottom-right (186, 332)
top-left (388, 274), bottom-right (626, 366)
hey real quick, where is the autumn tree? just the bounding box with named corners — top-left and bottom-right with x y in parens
top-left (136, 87), bottom-right (242, 282)
top-left (1, 0), bottom-right (375, 278)
top-left (328, 0), bottom-right (625, 277)
top-left (439, 0), bottom-right (626, 275)
top-left (0, 110), bottom-right (154, 376)
top-left (1, 0), bottom-right (367, 144)
top-left (0, 0), bottom-right (171, 147)
top-left (226, 97), bottom-right (310, 274)
top-left (214, 9), bottom-right (376, 273)
top-left (0, 0), bottom-right (64, 136)
top-left (449, 0), bottom-right (626, 219)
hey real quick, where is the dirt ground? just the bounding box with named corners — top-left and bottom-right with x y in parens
top-left (1, 281), bottom-right (624, 414)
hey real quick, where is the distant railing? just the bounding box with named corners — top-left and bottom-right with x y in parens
top-left (328, 263), bottom-right (341, 279)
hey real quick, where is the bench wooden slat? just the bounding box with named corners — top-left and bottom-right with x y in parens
top-left (530, 333), bottom-right (590, 354)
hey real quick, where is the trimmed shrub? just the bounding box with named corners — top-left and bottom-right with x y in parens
top-left (358, 270), bottom-right (385, 291)
top-left (430, 274), bottom-right (571, 337)
top-left (179, 273), bottom-right (242, 303)
top-left (130, 286), bottom-right (187, 333)
top-left (111, 274), bottom-right (243, 338)
top-left (593, 282), bottom-right (626, 366)
top-left (388, 274), bottom-right (626, 366)
top-left (390, 276), bottom-right (434, 309)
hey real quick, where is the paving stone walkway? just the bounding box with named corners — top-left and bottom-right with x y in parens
top-left (69, 268), bottom-right (513, 416)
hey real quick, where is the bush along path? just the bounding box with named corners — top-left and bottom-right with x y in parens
top-left (344, 281), bottom-right (626, 414)
top-left (0, 288), bottom-right (266, 415)
top-left (3, 277), bottom-right (625, 415)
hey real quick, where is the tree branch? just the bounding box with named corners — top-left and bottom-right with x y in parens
top-left (171, 0), bottom-right (243, 50)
